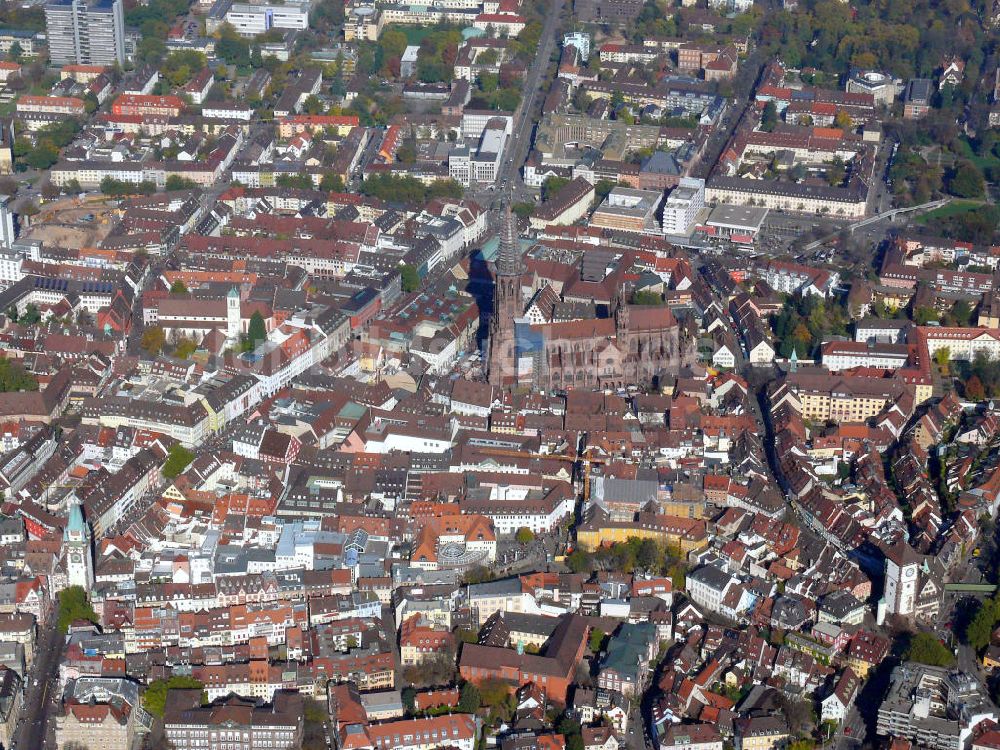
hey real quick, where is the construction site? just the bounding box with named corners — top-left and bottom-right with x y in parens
top-left (23, 195), bottom-right (118, 250)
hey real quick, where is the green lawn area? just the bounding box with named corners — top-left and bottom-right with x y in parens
top-left (952, 136), bottom-right (1000, 172)
top-left (916, 200), bottom-right (985, 224)
top-left (385, 24), bottom-right (434, 46)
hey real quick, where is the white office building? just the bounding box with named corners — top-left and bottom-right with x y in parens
top-left (661, 177), bottom-right (705, 236)
top-left (449, 118), bottom-right (509, 186)
top-left (225, 1), bottom-right (310, 36)
top-left (846, 70), bottom-right (901, 107)
top-left (562, 31), bottom-right (591, 61)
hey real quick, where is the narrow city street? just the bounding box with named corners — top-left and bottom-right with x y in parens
top-left (12, 614), bottom-right (63, 750)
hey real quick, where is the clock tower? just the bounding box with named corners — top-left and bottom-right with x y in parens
top-left (64, 501), bottom-right (93, 590)
top-left (883, 541), bottom-right (920, 618)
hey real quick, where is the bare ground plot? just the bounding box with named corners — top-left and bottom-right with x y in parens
top-left (24, 206), bottom-right (118, 249)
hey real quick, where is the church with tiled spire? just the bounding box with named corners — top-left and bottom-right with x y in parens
top-left (486, 202), bottom-right (524, 388)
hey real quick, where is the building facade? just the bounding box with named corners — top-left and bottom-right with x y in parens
top-left (163, 690), bottom-right (304, 750)
top-left (44, 0), bottom-right (125, 66)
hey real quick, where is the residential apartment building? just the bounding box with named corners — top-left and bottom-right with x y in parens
top-left (56, 700), bottom-right (135, 750)
top-left (705, 177), bottom-right (868, 219)
top-left (820, 341), bottom-right (910, 372)
top-left (735, 715), bottom-right (789, 750)
top-left (16, 96), bottom-right (86, 116)
top-left (0, 668), bottom-right (21, 750)
top-left (163, 690), bottom-right (304, 750)
top-left (781, 370), bottom-right (909, 423)
top-left (44, 0), bottom-right (125, 66)
top-left (877, 664), bottom-right (996, 750)
top-left (111, 94), bottom-right (184, 117)
top-left (366, 714), bottom-right (478, 750)
top-left (662, 178), bottom-right (705, 235)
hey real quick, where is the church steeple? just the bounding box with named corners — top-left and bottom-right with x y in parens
top-left (613, 284), bottom-right (629, 341)
top-left (495, 201), bottom-right (525, 277)
top-left (487, 201), bottom-right (524, 388)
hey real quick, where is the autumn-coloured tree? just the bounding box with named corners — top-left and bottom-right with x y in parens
top-left (966, 375), bottom-right (986, 401)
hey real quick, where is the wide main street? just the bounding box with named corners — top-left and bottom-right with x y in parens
top-left (488, 0), bottom-right (566, 207)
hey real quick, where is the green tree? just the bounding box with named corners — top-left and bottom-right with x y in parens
top-left (400, 264), bottom-right (420, 293)
top-left (761, 100), bottom-right (779, 132)
top-left (25, 142), bottom-right (59, 170)
top-left (215, 35), bottom-right (251, 68)
top-left (0, 357), bottom-right (38, 392)
top-left (396, 143), bottom-right (417, 164)
top-left (161, 49), bottom-right (206, 86)
top-left (915, 306), bottom-right (940, 326)
top-left (169, 280), bottom-right (189, 294)
top-left (565, 548), bottom-right (593, 574)
top-left (140, 326), bottom-right (166, 355)
top-left (380, 28), bottom-right (408, 61)
top-left (965, 375), bottom-right (986, 401)
top-left (667, 561), bottom-right (686, 590)
top-left (173, 338), bottom-right (197, 359)
top-left (165, 175), bottom-right (198, 191)
top-left (947, 299), bottom-right (973, 326)
top-left (511, 202), bottom-right (534, 220)
top-left (142, 676), bottom-right (206, 717)
top-left (244, 311), bottom-right (267, 350)
top-left (557, 713), bottom-right (584, 750)
top-left (458, 681), bottom-right (480, 713)
top-left (479, 677), bottom-right (512, 709)
top-left (826, 156), bottom-right (847, 187)
top-left (594, 179), bottom-right (616, 202)
top-left (904, 632), bottom-right (955, 667)
top-left (631, 289), bottom-right (663, 305)
top-left (18, 304), bottom-right (40, 325)
top-left (402, 686), bottom-right (416, 712)
top-left (515, 527), bottom-right (534, 544)
top-left (635, 538), bottom-right (661, 571)
top-left (541, 175), bottom-right (570, 202)
top-left (933, 347), bottom-right (950, 368)
top-left (301, 698), bottom-right (330, 750)
top-left (320, 173), bottom-right (345, 192)
top-left (301, 94), bottom-right (325, 115)
top-left (162, 443), bottom-right (195, 479)
top-left (946, 161), bottom-right (985, 198)
top-left (478, 71), bottom-right (499, 93)
top-left (57, 586), bottom-right (98, 633)
top-left (100, 177), bottom-right (140, 197)
top-left (588, 628), bottom-right (606, 653)
top-left (965, 595), bottom-right (999, 651)
top-left (276, 174), bottom-right (314, 190)
top-left (360, 173), bottom-right (462, 204)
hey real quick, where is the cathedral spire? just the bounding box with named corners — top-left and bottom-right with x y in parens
top-left (487, 199), bottom-right (524, 388)
top-left (614, 284), bottom-right (629, 340)
top-left (495, 199), bottom-right (524, 277)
